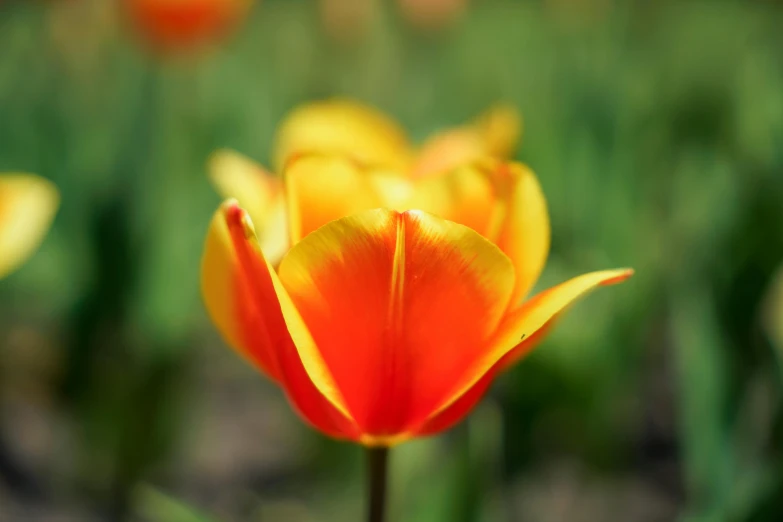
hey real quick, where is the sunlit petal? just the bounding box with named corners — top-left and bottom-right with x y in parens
top-left (396, 161), bottom-right (547, 298)
top-left (489, 162), bottom-right (550, 304)
top-left (273, 99), bottom-right (413, 172)
top-left (410, 128), bottom-right (485, 178)
top-left (0, 174), bottom-right (59, 280)
top-left (367, 171), bottom-right (416, 212)
top-left (407, 163), bottom-right (500, 238)
top-left (284, 155), bottom-right (384, 244)
top-left (277, 208), bottom-right (516, 440)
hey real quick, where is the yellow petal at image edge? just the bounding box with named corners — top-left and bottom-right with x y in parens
top-left (0, 174), bottom-right (59, 279)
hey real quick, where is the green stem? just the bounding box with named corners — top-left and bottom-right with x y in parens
top-left (366, 446), bottom-right (389, 522)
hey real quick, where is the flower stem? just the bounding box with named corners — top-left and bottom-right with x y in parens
top-left (366, 446), bottom-right (389, 522)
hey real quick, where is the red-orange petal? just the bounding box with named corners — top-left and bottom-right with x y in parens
top-left (428, 269), bottom-right (634, 421)
top-left (201, 200), bottom-right (360, 439)
top-left (415, 319), bottom-right (552, 436)
top-left (277, 208), bottom-right (516, 442)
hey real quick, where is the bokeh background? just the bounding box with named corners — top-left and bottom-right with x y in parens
top-left (1, 0), bottom-right (783, 521)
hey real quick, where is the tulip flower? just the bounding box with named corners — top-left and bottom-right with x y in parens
top-left (125, 0), bottom-right (253, 52)
top-left (201, 162), bottom-right (633, 443)
top-left (208, 99), bottom-right (522, 265)
top-left (0, 174), bottom-right (59, 280)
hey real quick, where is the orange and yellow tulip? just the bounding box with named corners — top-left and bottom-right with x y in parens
top-left (201, 199), bottom-right (631, 444)
top-left (203, 101), bottom-right (631, 443)
top-left (0, 174), bottom-right (59, 280)
top-left (125, 0), bottom-right (252, 52)
top-left (209, 99), bottom-right (522, 266)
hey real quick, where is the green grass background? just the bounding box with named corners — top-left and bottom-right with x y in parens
top-left (1, 0), bottom-right (782, 521)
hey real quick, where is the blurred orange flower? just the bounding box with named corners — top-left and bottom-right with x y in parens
top-left (397, 0), bottom-right (468, 31)
top-left (125, 0), bottom-right (252, 52)
top-left (0, 174), bottom-right (59, 280)
top-left (209, 99), bottom-right (522, 266)
top-left (201, 200), bottom-right (631, 444)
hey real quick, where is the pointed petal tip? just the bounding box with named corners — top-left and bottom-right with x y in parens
top-left (207, 148), bottom-right (246, 175)
top-left (602, 268), bottom-right (635, 286)
top-left (221, 199), bottom-right (257, 240)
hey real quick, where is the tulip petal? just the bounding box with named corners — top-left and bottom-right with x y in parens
top-left (367, 172), bottom-right (416, 212)
top-left (273, 99), bottom-right (413, 173)
top-left (407, 164), bottom-right (500, 238)
top-left (473, 103), bottom-right (523, 159)
top-left (284, 155), bottom-right (385, 244)
top-left (431, 269), bottom-right (634, 418)
top-left (410, 128), bottom-right (485, 179)
top-left (202, 202), bottom-right (280, 380)
top-left (415, 362), bottom-right (496, 437)
top-left (397, 162), bottom-right (545, 292)
top-left (277, 209), bottom-right (516, 441)
top-left (0, 174), bottom-right (59, 280)
top-left (208, 150), bottom-right (289, 265)
top-left (496, 269), bottom-right (634, 346)
top-left (491, 162), bottom-right (551, 304)
top-left (416, 319), bottom-right (552, 436)
top-left (369, 166), bottom-right (500, 238)
top-left (201, 200), bottom-right (359, 439)
top-left (409, 104), bottom-right (522, 179)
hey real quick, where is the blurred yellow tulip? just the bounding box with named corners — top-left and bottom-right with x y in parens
top-left (410, 103), bottom-right (522, 178)
top-left (0, 174), bottom-right (59, 280)
top-left (273, 99), bottom-right (413, 174)
top-left (273, 99), bottom-right (521, 175)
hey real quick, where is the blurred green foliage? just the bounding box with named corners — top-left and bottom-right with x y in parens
top-left (1, 0), bottom-right (782, 521)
